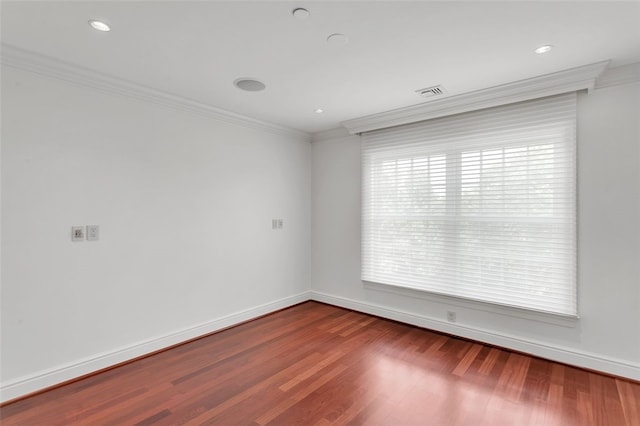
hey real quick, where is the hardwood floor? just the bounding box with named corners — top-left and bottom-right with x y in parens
top-left (1, 301), bottom-right (639, 425)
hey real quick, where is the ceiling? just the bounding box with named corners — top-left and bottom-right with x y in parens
top-left (2, 1), bottom-right (639, 134)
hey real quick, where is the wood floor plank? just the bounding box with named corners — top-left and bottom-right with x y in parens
top-left (478, 346), bottom-right (501, 375)
top-left (496, 352), bottom-right (532, 402)
top-left (258, 364), bottom-right (349, 425)
top-left (278, 350), bottom-right (346, 392)
top-left (1, 301), bottom-right (638, 426)
top-left (452, 343), bottom-right (483, 377)
top-left (617, 378), bottom-right (640, 425)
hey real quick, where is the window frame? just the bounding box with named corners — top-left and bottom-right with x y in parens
top-left (361, 93), bottom-right (578, 318)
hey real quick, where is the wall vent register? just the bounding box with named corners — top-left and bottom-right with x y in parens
top-left (416, 85), bottom-right (446, 98)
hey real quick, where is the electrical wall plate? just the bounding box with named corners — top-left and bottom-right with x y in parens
top-left (87, 225), bottom-right (99, 241)
top-left (71, 226), bottom-right (85, 242)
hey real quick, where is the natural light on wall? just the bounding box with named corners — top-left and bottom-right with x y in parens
top-left (361, 93), bottom-right (577, 316)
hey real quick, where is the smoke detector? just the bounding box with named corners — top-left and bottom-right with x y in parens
top-left (416, 85), bottom-right (446, 98)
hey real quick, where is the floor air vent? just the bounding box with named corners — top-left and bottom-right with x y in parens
top-left (416, 85), bottom-right (446, 98)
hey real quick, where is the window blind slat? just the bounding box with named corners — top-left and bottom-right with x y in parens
top-left (361, 93), bottom-right (577, 316)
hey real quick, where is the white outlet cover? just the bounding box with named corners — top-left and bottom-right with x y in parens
top-left (71, 226), bottom-right (85, 242)
top-left (87, 225), bottom-right (99, 241)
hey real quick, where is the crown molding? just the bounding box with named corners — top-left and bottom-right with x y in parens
top-left (595, 62), bottom-right (640, 89)
top-left (342, 60), bottom-right (610, 135)
top-left (0, 43), bottom-right (310, 142)
top-left (311, 127), bottom-right (354, 143)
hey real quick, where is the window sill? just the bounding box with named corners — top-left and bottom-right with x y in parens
top-left (363, 280), bottom-right (579, 328)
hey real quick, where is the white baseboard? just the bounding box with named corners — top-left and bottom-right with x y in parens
top-left (0, 292), bottom-right (311, 403)
top-left (3, 289), bottom-right (637, 403)
top-left (309, 291), bottom-right (640, 381)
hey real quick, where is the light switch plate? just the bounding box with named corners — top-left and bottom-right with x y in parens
top-left (71, 226), bottom-right (85, 242)
top-left (87, 225), bottom-right (99, 241)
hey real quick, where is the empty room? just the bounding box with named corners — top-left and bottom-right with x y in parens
top-left (1, 1), bottom-right (639, 425)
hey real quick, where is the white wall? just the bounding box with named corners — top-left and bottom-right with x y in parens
top-left (0, 66), bottom-right (311, 399)
top-left (1, 60), bottom-right (638, 403)
top-left (311, 82), bottom-right (640, 379)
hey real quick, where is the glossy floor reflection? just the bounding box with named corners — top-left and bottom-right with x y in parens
top-left (1, 302), bottom-right (638, 425)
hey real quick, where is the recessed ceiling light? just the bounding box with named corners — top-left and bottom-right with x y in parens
top-left (315, 108), bottom-right (324, 114)
top-left (233, 78), bottom-right (266, 92)
top-left (292, 8), bottom-right (310, 19)
top-left (535, 45), bottom-right (553, 54)
top-left (327, 33), bottom-right (348, 46)
top-left (88, 20), bottom-right (110, 32)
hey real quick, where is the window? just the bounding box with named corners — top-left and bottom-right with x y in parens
top-left (362, 93), bottom-right (577, 316)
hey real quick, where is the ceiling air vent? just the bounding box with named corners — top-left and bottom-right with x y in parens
top-left (416, 85), bottom-right (446, 98)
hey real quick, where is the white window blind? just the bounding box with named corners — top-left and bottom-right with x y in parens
top-left (362, 93), bottom-right (577, 316)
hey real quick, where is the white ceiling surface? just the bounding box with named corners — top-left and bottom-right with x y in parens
top-left (2, 1), bottom-right (639, 134)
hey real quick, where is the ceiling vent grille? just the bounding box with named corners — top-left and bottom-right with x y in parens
top-left (416, 85), bottom-right (446, 98)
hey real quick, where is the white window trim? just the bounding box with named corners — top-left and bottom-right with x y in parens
top-left (363, 281), bottom-right (579, 328)
top-left (361, 93), bottom-right (578, 318)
